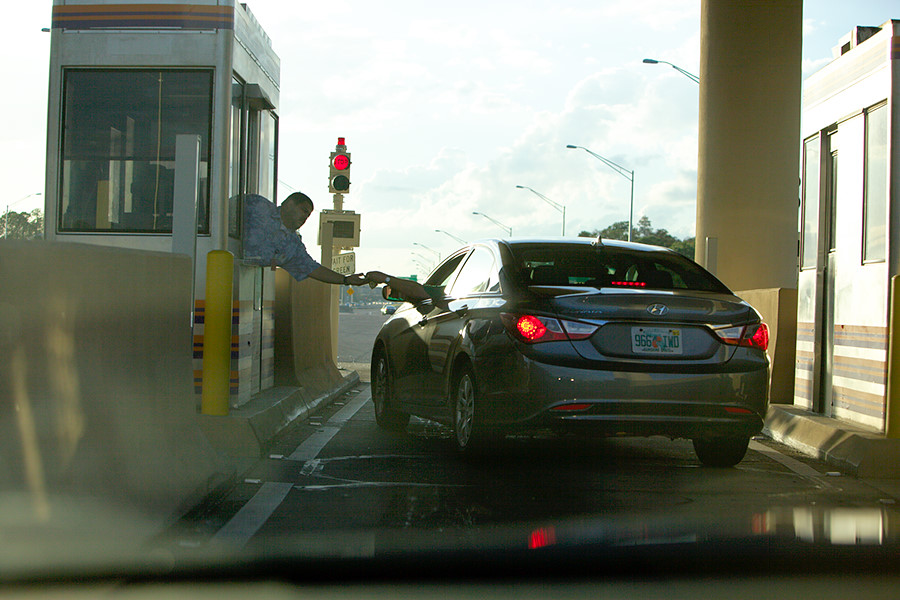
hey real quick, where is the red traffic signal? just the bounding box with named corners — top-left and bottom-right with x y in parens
top-left (329, 138), bottom-right (351, 194)
top-left (332, 153), bottom-right (350, 171)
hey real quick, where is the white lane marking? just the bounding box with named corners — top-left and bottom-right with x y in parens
top-left (287, 389), bottom-right (371, 462)
top-left (211, 387), bottom-right (370, 549)
top-left (298, 481), bottom-right (464, 491)
top-left (300, 458), bottom-right (321, 476)
top-left (749, 439), bottom-right (832, 487)
top-left (211, 481), bottom-right (294, 548)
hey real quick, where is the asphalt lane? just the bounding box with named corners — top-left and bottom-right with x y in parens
top-left (165, 307), bottom-right (900, 556)
top-left (197, 381), bottom-right (900, 556)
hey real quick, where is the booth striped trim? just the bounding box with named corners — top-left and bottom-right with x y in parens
top-left (52, 3), bottom-right (234, 30)
top-left (793, 322), bottom-right (815, 408)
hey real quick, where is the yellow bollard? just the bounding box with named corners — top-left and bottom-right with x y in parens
top-left (201, 250), bottom-right (234, 416)
top-left (887, 276), bottom-right (900, 438)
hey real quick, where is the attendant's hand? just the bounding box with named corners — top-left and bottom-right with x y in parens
top-left (365, 271), bottom-right (390, 286)
top-left (345, 273), bottom-right (368, 286)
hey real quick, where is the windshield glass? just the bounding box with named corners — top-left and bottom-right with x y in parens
top-left (4, 0), bottom-right (900, 591)
top-left (511, 242), bottom-right (731, 293)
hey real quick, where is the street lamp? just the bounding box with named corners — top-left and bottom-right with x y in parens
top-left (411, 258), bottom-right (431, 277)
top-left (412, 242), bottom-right (440, 261)
top-left (642, 58), bottom-right (699, 83)
top-left (435, 229), bottom-right (467, 245)
top-left (4, 192), bottom-right (42, 239)
top-left (472, 212), bottom-right (512, 237)
top-left (516, 186), bottom-right (566, 236)
top-left (411, 252), bottom-right (435, 270)
top-left (566, 145), bottom-right (635, 242)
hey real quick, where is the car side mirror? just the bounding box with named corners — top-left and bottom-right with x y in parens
top-left (382, 285), bottom-right (407, 303)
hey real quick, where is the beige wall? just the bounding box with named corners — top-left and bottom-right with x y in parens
top-left (736, 288), bottom-right (798, 405)
top-left (0, 240), bottom-right (225, 526)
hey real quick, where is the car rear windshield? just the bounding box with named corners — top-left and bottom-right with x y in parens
top-left (509, 243), bottom-right (731, 293)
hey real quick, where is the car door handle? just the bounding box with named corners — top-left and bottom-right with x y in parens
top-left (455, 305), bottom-right (469, 316)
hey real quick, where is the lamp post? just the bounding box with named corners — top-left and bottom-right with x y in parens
top-left (411, 258), bottom-right (431, 277)
top-left (516, 186), bottom-right (566, 236)
top-left (472, 212), bottom-right (512, 237)
top-left (435, 229), bottom-right (467, 245)
top-left (642, 58), bottom-right (699, 83)
top-left (411, 252), bottom-right (435, 271)
top-left (566, 145), bottom-right (635, 241)
top-left (412, 242), bottom-right (440, 261)
top-left (4, 192), bottom-right (42, 239)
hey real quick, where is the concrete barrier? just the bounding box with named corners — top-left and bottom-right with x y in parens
top-left (274, 268), bottom-right (344, 396)
top-left (198, 268), bottom-right (358, 459)
top-left (0, 240), bottom-right (227, 525)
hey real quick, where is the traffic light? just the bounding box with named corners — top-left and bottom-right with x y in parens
top-left (329, 137), bottom-right (351, 194)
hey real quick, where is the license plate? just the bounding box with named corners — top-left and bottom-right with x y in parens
top-left (631, 327), bottom-right (682, 355)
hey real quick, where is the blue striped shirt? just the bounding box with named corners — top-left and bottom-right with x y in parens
top-left (242, 194), bottom-right (321, 282)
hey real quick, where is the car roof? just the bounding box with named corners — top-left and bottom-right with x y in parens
top-left (467, 237), bottom-right (676, 254)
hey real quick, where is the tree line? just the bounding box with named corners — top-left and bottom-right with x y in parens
top-left (0, 208), bottom-right (43, 240)
top-left (1, 209), bottom-right (695, 261)
top-left (579, 215), bottom-right (695, 259)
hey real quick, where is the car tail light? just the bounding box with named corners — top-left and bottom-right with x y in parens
top-left (551, 403), bottom-right (592, 411)
top-left (561, 320), bottom-right (598, 340)
top-left (501, 313), bottom-right (598, 344)
top-left (714, 322), bottom-right (769, 351)
top-left (745, 323), bottom-right (769, 350)
top-left (528, 526), bottom-right (557, 549)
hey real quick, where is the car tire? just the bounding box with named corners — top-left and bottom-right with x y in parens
top-left (692, 434), bottom-right (750, 467)
top-left (371, 351), bottom-right (409, 432)
top-left (451, 366), bottom-right (485, 454)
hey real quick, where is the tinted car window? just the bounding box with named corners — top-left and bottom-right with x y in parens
top-left (448, 247), bottom-right (500, 296)
top-left (510, 243), bottom-right (730, 293)
top-left (424, 250), bottom-right (469, 293)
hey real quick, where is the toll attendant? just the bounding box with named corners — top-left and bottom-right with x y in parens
top-left (242, 192), bottom-right (367, 286)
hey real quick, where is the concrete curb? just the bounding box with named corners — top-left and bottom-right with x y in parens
top-left (764, 404), bottom-right (900, 479)
top-left (199, 370), bottom-right (361, 459)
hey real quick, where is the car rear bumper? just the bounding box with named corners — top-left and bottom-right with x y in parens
top-left (543, 401), bottom-right (765, 438)
top-left (477, 352), bottom-right (769, 439)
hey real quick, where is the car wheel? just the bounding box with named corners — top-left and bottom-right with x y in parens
top-left (692, 434), bottom-right (750, 467)
top-left (451, 366), bottom-right (484, 453)
top-left (371, 351), bottom-right (409, 432)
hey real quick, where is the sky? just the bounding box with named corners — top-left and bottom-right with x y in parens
top-left (3, 1), bottom-right (897, 278)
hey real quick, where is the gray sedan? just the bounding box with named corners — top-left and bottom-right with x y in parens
top-left (371, 238), bottom-right (769, 467)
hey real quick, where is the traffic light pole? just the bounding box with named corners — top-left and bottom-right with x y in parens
top-left (326, 137), bottom-right (352, 363)
top-left (320, 138), bottom-right (365, 361)
top-left (319, 220), bottom-right (339, 362)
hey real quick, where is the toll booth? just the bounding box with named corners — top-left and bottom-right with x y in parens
top-left (795, 20), bottom-right (899, 431)
top-left (44, 1), bottom-right (281, 408)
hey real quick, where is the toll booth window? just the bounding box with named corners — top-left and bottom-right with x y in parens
top-left (59, 69), bottom-right (213, 233)
top-left (228, 78), bottom-right (244, 239)
top-left (800, 136), bottom-right (820, 270)
top-left (863, 103), bottom-right (887, 263)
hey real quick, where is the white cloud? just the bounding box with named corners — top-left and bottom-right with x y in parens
top-left (16, 0), bottom-right (894, 279)
top-left (339, 58), bottom-right (703, 277)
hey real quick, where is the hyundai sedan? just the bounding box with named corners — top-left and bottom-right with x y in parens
top-left (370, 238), bottom-right (769, 466)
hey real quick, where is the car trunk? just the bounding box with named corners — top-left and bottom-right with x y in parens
top-left (544, 288), bottom-right (756, 364)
